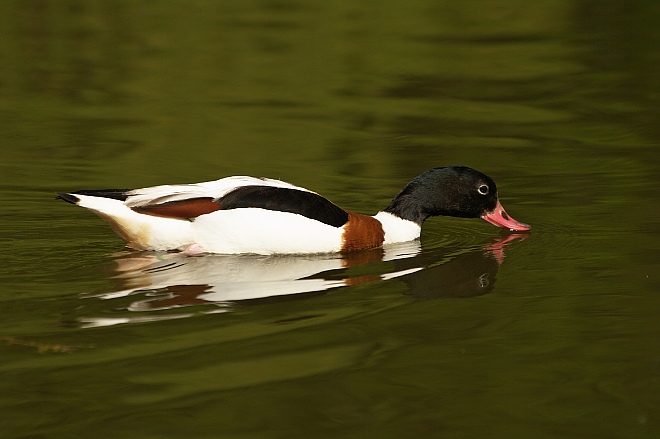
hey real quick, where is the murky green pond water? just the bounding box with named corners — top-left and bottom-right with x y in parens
top-left (1, 1), bottom-right (659, 438)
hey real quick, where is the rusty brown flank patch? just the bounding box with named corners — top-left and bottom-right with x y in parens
top-left (132, 198), bottom-right (220, 219)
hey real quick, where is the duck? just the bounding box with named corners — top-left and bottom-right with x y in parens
top-left (57, 166), bottom-right (530, 255)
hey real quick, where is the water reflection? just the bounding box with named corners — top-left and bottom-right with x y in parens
top-left (79, 234), bottom-right (527, 328)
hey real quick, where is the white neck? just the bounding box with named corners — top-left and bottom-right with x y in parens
top-left (373, 211), bottom-right (421, 245)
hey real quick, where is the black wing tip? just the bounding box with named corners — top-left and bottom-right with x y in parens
top-left (56, 192), bottom-right (80, 205)
top-left (56, 188), bottom-right (132, 203)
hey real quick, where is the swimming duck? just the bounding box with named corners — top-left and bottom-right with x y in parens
top-left (57, 166), bottom-right (530, 255)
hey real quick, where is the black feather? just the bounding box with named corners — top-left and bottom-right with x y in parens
top-left (56, 192), bottom-right (80, 204)
top-left (63, 189), bottom-right (132, 202)
top-left (218, 186), bottom-right (349, 228)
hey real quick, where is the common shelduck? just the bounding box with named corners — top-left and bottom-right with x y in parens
top-left (57, 166), bottom-right (530, 255)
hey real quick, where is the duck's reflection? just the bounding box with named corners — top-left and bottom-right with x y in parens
top-left (80, 234), bottom-right (528, 327)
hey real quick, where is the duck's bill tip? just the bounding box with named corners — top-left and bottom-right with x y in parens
top-left (481, 201), bottom-right (531, 232)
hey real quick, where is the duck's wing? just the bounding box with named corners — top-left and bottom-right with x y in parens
top-left (123, 177), bottom-right (349, 227)
top-left (58, 177), bottom-right (307, 219)
top-left (124, 176), bottom-right (303, 207)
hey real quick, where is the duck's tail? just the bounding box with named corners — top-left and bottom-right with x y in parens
top-left (56, 190), bottom-right (193, 251)
top-left (56, 189), bottom-right (131, 204)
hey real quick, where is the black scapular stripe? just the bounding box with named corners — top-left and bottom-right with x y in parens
top-left (218, 186), bottom-right (349, 228)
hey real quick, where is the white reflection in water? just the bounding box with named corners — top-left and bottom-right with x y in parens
top-left (79, 235), bottom-right (528, 328)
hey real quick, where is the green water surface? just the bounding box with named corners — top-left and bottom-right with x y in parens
top-left (1, 1), bottom-right (659, 438)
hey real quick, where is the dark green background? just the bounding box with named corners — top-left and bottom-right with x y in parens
top-left (1, 1), bottom-right (658, 438)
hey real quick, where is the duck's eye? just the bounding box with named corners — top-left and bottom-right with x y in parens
top-left (478, 184), bottom-right (489, 195)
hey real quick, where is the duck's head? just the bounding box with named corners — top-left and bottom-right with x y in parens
top-left (384, 166), bottom-right (531, 231)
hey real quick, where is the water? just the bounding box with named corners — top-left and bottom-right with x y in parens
top-left (1, 1), bottom-right (659, 438)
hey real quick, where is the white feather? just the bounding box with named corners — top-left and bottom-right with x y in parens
top-left (73, 194), bottom-right (194, 251)
top-left (191, 208), bottom-right (344, 254)
top-left (374, 211), bottom-right (421, 244)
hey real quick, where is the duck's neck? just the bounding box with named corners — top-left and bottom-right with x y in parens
top-left (373, 211), bottom-right (421, 245)
top-left (382, 193), bottom-right (428, 226)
